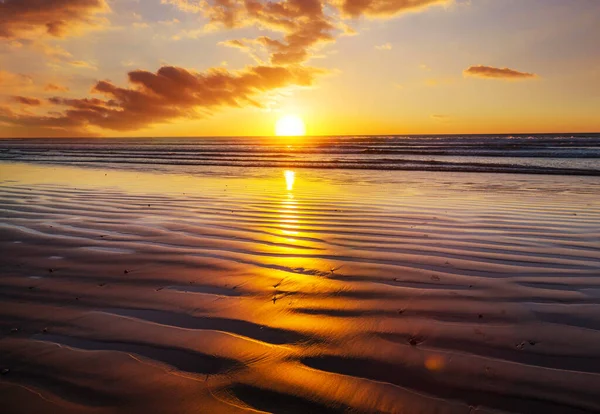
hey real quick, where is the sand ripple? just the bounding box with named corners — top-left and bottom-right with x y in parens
top-left (1, 165), bottom-right (600, 413)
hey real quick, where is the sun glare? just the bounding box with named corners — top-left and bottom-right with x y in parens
top-left (284, 170), bottom-right (296, 191)
top-left (275, 115), bottom-right (306, 136)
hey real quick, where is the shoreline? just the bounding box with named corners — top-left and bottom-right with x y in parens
top-left (1, 162), bottom-right (600, 413)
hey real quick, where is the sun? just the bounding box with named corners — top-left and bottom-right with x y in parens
top-left (275, 115), bottom-right (306, 136)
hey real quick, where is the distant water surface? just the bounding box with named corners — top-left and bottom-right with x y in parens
top-left (1, 134), bottom-right (599, 175)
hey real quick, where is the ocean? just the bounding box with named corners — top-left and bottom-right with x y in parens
top-left (1, 133), bottom-right (599, 175)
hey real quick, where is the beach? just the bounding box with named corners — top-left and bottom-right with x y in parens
top-left (1, 159), bottom-right (600, 413)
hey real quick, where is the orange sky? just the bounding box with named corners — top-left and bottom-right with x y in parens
top-left (0, 0), bottom-right (599, 137)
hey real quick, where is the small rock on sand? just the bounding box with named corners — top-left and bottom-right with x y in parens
top-left (408, 336), bottom-right (423, 346)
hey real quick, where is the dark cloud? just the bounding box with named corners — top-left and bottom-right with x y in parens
top-left (1, 64), bottom-right (323, 134)
top-left (0, 0), bottom-right (109, 39)
top-left (464, 65), bottom-right (538, 80)
top-left (12, 96), bottom-right (42, 106)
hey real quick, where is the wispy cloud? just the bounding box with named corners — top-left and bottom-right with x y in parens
top-left (464, 65), bottom-right (538, 80)
top-left (69, 61), bottom-right (98, 70)
top-left (431, 114), bottom-right (451, 122)
top-left (0, 70), bottom-right (34, 92)
top-left (375, 43), bottom-right (392, 50)
top-left (12, 96), bottom-right (42, 106)
top-left (45, 83), bottom-right (70, 93)
top-left (340, 0), bottom-right (449, 18)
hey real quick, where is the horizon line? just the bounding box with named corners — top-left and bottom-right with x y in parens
top-left (2, 131), bottom-right (599, 140)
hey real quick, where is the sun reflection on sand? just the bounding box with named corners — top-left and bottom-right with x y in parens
top-left (284, 170), bottom-right (296, 191)
top-left (280, 171), bottom-right (299, 238)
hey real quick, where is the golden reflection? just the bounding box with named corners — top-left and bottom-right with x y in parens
top-left (284, 170), bottom-right (295, 191)
top-left (279, 171), bottom-right (300, 239)
top-left (425, 355), bottom-right (446, 372)
top-left (280, 194), bottom-right (299, 237)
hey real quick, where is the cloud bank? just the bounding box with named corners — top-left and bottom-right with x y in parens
top-left (1, 65), bottom-right (322, 134)
top-left (1, 0), bottom-right (458, 135)
top-left (0, 0), bottom-right (109, 39)
top-left (165, 0), bottom-right (450, 65)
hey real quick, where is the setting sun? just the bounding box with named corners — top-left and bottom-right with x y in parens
top-left (275, 115), bottom-right (306, 136)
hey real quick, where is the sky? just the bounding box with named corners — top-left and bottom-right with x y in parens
top-left (0, 0), bottom-right (599, 137)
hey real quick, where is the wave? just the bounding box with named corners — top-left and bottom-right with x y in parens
top-left (1, 133), bottom-right (600, 175)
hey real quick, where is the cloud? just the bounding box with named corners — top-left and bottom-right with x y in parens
top-left (133, 22), bottom-right (150, 29)
top-left (0, 0), bottom-right (110, 39)
top-left (219, 39), bottom-right (248, 49)
top-left (2, 0), bottom-right (455, 136)
top-left (431, 114), bottom-right (451, 122)
top-left (69, 60), bottom-right (98, 70)
top-left (166, 0), bottom-right (337, 65)
top-left (463, 65), bottom-right (538, 80)
top-left (1, 64), bottom-right (324, 135)
top-left (12, 96), bottom-right (43, 106)
top-left (45, 83), bottom-right (70, 92)
top-left (375, 42), bottom-right (392, 50)
top-left (0, 70), bottom-right (34, 92)
top-left (167, 0), bottom-right (444, 65)
top-left (340, 0), bottom-right (449, 18)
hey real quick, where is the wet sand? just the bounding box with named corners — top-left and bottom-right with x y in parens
top-left (1, 162), bottom-right (600, 413)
